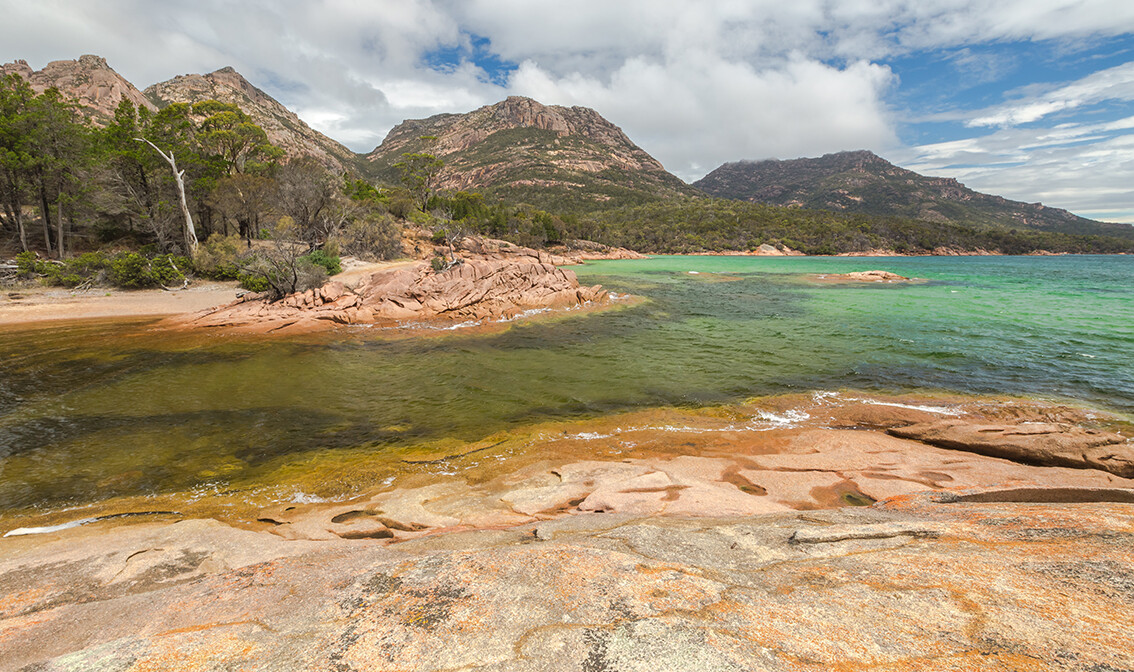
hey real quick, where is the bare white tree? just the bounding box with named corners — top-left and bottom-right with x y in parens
top-left (136, 138), bottom-right (198, 256)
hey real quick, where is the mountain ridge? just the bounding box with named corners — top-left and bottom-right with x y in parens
top-left (693, 150), bottom-right (1132, 239)
top-left (366, 96), bottom-right (699, 211)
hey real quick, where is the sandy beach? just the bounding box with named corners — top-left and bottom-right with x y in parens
top-left (0, 259), bottom-right (414, 327)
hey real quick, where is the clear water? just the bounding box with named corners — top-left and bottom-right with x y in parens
top-left (1, 255), bottom-right (1131, 513)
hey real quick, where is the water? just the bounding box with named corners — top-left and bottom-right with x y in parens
top-left (1, 255), bottom-right (1131, 514)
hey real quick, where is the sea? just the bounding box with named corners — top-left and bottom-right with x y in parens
top-left (1, 254), bottom-right (1130, 515)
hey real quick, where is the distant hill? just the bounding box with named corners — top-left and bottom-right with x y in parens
top-left (694, 150), bottom-right (1133, 239)
top-left (0, 55), bottom-right (155, 124)
top-left (366, 96), bottom-right (699, 212)
top-left (145, 67), bottom-right (361, 173)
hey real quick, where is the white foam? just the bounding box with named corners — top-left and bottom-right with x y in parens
top-left (4, 518), bottom-right (97, 537)
top-left (847, 397), bottom-right (961, 415)
top-left (565, 432), bottom-right (613, 441)
top-left (499, 308), bottom-right (551, 323)
top-left (289, 491), bottom-right (330, 504)
top-left (750, 409), bottom-right (811, 429)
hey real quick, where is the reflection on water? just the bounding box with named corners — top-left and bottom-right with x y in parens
top-left (1, 255), bottom-right (1131, 514)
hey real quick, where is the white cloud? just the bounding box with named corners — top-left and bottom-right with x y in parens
top-left (507, 54), bottom-right (897, 180)
top-left (967, 62), bottom-right (1134, 127)
top-left (1, 0), bottom-right (1133, 214)
top-left (894, 119), bottom-right (1134, 222)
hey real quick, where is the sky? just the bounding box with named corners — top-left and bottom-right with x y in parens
top-left (2, 0), bottom-right (1134, 223)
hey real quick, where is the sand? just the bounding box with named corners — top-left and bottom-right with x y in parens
top-left (0, 259), bottom-right (415, 327)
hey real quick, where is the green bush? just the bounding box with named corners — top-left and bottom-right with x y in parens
top-left (108, 252), bottom-right (187, 288)
top-left (238, 273), bottom-right (272, 293)
top-left (300, 249), bottom-right (341, 276)
top-left (194, 233), bottom-right (243, 280)
top-left (108, 252), bottom-right (151, 288)
top-left (430, 255), bottom-right (446, 272)
top-left (15, 251), bottom-right (37, 278)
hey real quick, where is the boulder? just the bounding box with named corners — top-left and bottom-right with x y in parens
top-left (889, 420), bottom-right (1133, 477)
top-left (172, 253), bottom-right (609, 334)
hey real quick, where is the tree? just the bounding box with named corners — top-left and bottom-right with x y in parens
top-left (192, 101), bottom-right (281, 175)
top-left (393, 151), bottom-right (443, 212)
top-left (136, 137), bottom-right (200, 256)
top-left (274, 157), bottom-right (339, 247)
top-left (207, 172), bottom-right (274, 241)
top-left (0, 74), bottom-right (37, 252)
top-left (26, 87), bottom-right (87, 257)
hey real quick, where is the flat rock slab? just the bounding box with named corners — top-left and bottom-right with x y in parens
top-left (3, 492), bottom-right (1133, 671)
top-left (890, 420), bottom-right (1133, 477)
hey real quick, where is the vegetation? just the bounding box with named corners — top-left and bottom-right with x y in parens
top-left (1, 76), bottom-right (406, 298)
top-left (574, 199), bottom-right (1134, 255)
top-left (3, 72), bottom-right (1131, 304)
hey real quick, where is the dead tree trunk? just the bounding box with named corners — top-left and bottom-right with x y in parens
top-left (137, 138), bottom-right (198, 256)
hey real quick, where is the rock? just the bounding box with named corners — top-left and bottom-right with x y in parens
top-left (6, 496), bottom-right (1134, 671)
top-left (789, 522), bottom-right (943, 544)
top-left (824, 269), bottom-right (911, 282)
top-left (889, 420), bottom-right (1133, 477)
top-left (170, 250), bottom-right (609, 334)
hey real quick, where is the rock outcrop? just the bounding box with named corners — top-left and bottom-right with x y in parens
top-left (813, 269), bottom-right (914, 283)
top-left (0, 55), bottom-right (156, 124)
top-left (144, 67), bottom-right (359, 173)
top-left (173, 253), bottom-right (608, 334)
top-left (890, 420), bottom-right (1134, 477)
top-left (4, 491), bottom-right (1134, 671)
top-left (3, 393), bottom-right (1134, 670)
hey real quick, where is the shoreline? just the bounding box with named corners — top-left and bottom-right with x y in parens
top-left (2, 389), bottom-right (1132, 669)
top-left (3, 388), bottom-right (1129, 536)
top-left (2, 252), bottom-right (1127, 329)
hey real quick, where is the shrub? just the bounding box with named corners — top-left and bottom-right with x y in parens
top-left (15, 251), bottom-right (37, 278)
top-left (328, 212), bottom-right (402, 260)
top-left (301, 248), bottom-right (341, 276)
top-left (430, 255), bottom-right (446, 272)
top-left (194, 233), bottom-right (244, 280)
top-left (108, 252), bottom-right (151, 288)
top-left (238, 273), bottom-right (272, 293)
top-left (108, 252), bottom-right (187, 288)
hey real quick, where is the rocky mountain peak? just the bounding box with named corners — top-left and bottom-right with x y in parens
top-left (367, 96), bottom-right (695, 210)
top-left (145, 65), bottom-right (358, 173)
top-left (0, 55), bottom-right (155, 123)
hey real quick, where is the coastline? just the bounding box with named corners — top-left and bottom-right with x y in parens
top-left (2, 390), bottom-right (1132, 669)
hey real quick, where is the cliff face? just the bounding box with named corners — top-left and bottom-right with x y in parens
top-left (367, 96), bottom-right (697, 211)
top-left (145, 67), bottom-right (360, 173)
top-left (0, 55), bottom-right (156, 124)
top-left (694, 150), bottom-right (1132, 238)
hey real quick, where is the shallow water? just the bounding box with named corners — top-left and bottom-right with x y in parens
top-left (0, 255), bottom-right (1130, 515)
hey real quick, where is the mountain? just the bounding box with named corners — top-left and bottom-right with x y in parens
top-left (0, 55), bottom-right (156, 124)
top-left (144, 67), bottom-right (360, 173)
top-left (366, 96), bottom-right (698, 212)
top-left (693, 150), bottom-right (1133, 239)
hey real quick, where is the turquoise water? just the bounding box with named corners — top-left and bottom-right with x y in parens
top-left (0, 255), bottom-right (1131, 512)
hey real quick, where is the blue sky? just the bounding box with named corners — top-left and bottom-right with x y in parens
top-left (1, 0), bottom-right (1133, 222)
